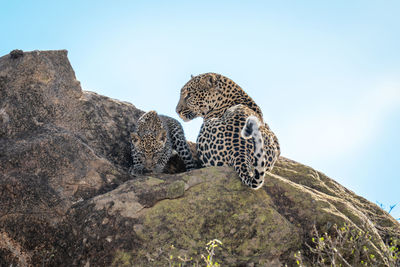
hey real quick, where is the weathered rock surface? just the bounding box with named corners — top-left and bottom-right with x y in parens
top-left (0, 50), bottom-right (399, 266)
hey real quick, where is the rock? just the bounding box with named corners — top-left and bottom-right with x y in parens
top-left (9, 49), bottom-right (24, 59)
top-left (0, 50), bottom-right (399, 266)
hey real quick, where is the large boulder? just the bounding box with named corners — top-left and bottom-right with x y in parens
top-left (0, 50), bottom-right (399, 266)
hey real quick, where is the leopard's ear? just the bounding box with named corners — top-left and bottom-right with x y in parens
top-left (191, 74), bottom-right (194, 79)
top-left (130, 132), bottom-right (140, 145)
top-left (199, 73), bottom-right (218, 88)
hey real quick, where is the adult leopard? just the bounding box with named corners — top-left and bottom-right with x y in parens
top-left (176, 73), bottom-right (280, 189)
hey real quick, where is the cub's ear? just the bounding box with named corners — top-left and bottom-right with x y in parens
top-left (130, 132), bottom-right (140, 144)
top-left (158, 130), bottom-right (167, 144)
top-left (191, 74), bottom-right (194, 79)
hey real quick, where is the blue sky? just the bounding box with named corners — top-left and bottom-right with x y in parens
top-left (1, 1), bottom-right (399, 219)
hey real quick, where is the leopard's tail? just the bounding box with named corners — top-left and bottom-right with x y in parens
top-left (241, 115), bottom-right (266, 189)
top-left (241, 116), bottom-right (263, 149)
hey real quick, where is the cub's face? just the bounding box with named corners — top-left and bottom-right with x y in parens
top-left (176, 73), bottom-right (221, 121)
top-left (131, 130), bottom-right (167, 171)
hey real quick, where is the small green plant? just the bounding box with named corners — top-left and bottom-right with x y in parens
top-left (295, 223), bottom-right (400, 266)
top-left (293, 251), bottom-right (305, 267)
top-left (201, 239), bottom-right (223, 267)
top-left (387, 237), bottom-right (400, 266)
top-left (166, 239), bottom-right (223, 267)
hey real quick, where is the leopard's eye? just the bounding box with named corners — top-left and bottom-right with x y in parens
top-left (185, 91), bottom-right (194, 102)
top-left (181, 89), bottom-right (188, 97)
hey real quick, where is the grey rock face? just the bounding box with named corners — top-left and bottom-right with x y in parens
top-left (0, 50), bottom-right (399, 267)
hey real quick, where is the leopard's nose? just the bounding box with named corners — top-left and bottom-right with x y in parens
top-left (144, 158), bottom-right (153, 169)
top-left (176, 105), bottom-right (182, 115)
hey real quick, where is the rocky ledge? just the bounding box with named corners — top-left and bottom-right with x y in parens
top-left (0, 50), bottom-right (399, 266)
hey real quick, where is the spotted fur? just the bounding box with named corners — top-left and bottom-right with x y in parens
top-left (130, 111), bottom-right (195, 175)
top-left (176, 73), bottom-right (280, 189)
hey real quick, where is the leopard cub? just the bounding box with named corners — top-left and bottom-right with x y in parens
top-left (130, 110), bottom-right (195, 175)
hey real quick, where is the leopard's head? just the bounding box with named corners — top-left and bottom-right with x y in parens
top-left (176, 73), bottom-right (224, 121)
top-left (131, 111), bottom-right (168, 171)
top-left (176, 73), bottom-right (262, 122)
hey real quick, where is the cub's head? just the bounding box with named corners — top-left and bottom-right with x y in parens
top-left (131, 111), bottom-right (168, 171)
top-left (176, 73), bottom-right (224, 121)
